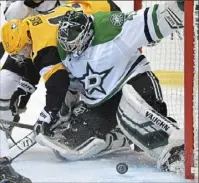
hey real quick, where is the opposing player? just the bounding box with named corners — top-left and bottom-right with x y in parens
top-left (0, 1), bottom-right (67, 182)
top-left (0, 1), bottom-right (123, 182)
top-left (0, 0), bottom-right (69, 127)
top-left (39, 1), bottom-right (185, 172)
top-left (0, 1), bottom-right (62, 182)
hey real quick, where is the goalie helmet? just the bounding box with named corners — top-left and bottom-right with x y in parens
top-left (58, 11), bottom-right (94, 57)
top-left (1, 20), bottom-right (31, 61)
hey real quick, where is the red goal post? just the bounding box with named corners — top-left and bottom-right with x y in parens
top-left (184, 1), bottom-right (195, 180)
top-left (133, 0), bottom-right (198, 180)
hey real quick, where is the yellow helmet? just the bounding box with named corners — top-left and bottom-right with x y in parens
top-left (1, 20), bottom-right (31, 55)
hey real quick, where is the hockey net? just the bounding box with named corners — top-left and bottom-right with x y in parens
top-left (132, 0), bottom-right (198, 180)
top-left (115, 0), bottom-right (198, 180)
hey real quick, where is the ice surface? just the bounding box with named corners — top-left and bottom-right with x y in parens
top-left (12, 145), bottom-right (194, 183)
top-left (9, 82), bottom-right (193, 183)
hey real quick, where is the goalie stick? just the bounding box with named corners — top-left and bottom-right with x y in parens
top-left (8, 121), bottom-right (66, 162)
top-left (2, 119), bottom-right (66, 162)
top-left (8, 131), bottom-right (36, 162)
top-left (0, 118), bottom-right (36, 161)
top-left (0, 101), bottom-right (71, 161)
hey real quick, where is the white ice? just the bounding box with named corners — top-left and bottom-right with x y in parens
top-left (9, 82), bottom-right (193, 183)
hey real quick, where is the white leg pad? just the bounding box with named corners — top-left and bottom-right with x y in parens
top-left (117, 84), bottom-right (182, 160)
top-left (36, 133), bottom-right (107, 161)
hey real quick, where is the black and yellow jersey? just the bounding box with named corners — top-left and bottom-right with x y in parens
top-left (23, 0), bottom-right (120, 111)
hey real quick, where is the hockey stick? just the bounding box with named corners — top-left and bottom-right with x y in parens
top-left (122, 84), bottom-right (180, 135)
top-left (7, 121), bottom-right (66, 161)
top-left (0, 122), bottom-right (36, 161)
top-left (8, 121), bottom-right (66, 162)
top-left (0, 119), bottom-right (34, 130)
top-left (8, 131), bottom-right (36, 162)
top-left (0, 118), bottom-right (36, 161)
top-left (2, 104), bottom-right (71, 161)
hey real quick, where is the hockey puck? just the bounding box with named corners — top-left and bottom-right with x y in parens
top-left (116, 162), bottom-right (128, 174)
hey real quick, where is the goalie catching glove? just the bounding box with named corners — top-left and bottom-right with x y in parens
top-left (10, 78), bottom-right (36, 115)
top-left (34, 107), bottom-right (59, 136)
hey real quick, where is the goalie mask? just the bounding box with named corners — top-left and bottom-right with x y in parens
top-left (58, 11), bottom-right (94, 57)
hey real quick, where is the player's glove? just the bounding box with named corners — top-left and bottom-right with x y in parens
top-left (34, 107), bottom-right (59, 136)
top-left (10, 78), bottom-right (36, 115)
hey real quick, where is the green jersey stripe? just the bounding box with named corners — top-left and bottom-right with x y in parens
top-left (152, 4), bottom-right (164, 39)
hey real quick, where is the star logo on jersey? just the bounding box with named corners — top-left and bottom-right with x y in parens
top-left (78, 63), bottom-right (113, 95)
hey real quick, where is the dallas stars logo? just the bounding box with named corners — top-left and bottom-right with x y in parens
top-left (78, 63), bottom-right (113, 95)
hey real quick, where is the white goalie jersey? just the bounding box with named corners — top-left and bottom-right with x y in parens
top-left (62, 1), bottom-right (184, 106)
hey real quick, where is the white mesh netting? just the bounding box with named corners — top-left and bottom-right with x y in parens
top-left (142, 1), bottom-right (198, 178)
